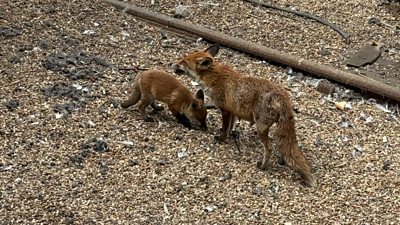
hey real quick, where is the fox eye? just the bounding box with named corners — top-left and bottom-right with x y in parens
top-left (191, 101), bottom-right (198, 109)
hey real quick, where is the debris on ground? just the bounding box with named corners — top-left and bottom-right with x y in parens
top-left (174, 5), bottom-right (192, 18)
top-left (346, 43), bottom-right (382, 67)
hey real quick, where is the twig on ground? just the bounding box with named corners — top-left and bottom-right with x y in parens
top-left (243, 0), bottom-right (350, 44)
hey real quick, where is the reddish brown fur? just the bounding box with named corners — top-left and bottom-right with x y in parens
top-left (121, 69), bottom-right (207, 130)
top-left (172, 45), bottom-right (315, 186)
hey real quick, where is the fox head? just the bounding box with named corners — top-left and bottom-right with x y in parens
top-left (172, 44), bottom-right (220, 79)
top-left (185, 89), bottom-right (208, 130)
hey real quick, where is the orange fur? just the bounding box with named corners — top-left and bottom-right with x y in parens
top-left (121, 69), bottom-right (207, 130)
top-left (172, 45), bottom-right (315, 186)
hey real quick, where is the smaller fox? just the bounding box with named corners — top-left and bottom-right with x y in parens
top-left (121, 69), bottom-right (208, 130)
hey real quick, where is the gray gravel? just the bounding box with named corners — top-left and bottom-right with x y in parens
top-left (0, 0), bottom-right (399, 224)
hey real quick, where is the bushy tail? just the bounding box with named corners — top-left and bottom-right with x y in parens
top-left (275, 107), bottom-right (315, 186)
top-left (121, 82), bottom-right (141, 108)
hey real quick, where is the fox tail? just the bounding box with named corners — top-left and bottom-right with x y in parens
top-left (121, 81), bottom-right (141, 108)
top-left (275, 106), bottom-right (315, 186)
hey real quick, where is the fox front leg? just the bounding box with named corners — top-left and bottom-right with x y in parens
top-left (214, 110), bottom-right (235, 142)
top-left (169, 106), bottom-right (192, 129)
top-left (175, 113), bottom-right (192, 129)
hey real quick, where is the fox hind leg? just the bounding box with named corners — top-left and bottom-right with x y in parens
top-left (254, 117), bottom-right (274, 170)
top-left (137, 93), bottom-right (155, 122)
top-left (228, 115), bottom-right (237, 137)
top-left (256, 126), bottom-right (273, 170)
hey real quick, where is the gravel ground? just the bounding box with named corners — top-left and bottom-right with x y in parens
top-left (1, 0), bottom-right (399, 224)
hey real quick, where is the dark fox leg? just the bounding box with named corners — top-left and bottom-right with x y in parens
top-left (169, 106), bottom-right (191, 129)
top-left (227, 115), bottom-right (237, 137)
top-left (278, 153), bottom-right (286, 166)
top-left (214, 110), bottom-right (235, 142)
top-left (175, 113), bottom-right (192, 129)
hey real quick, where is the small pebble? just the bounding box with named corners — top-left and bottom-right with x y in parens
top-left (218, 173), bottom-right (232, 182)
top-left (127, 159), bottom-right (138, 166)
top-left (253, 186), bottom-right (263, 196)
top-left (352, 145), bottom-right (364, 158)
top-left (177, 148), bottom-right (189, 159)
top-left (175, 5), bottom-right (191, 18)
top-left (319, 49), bottom-right (331, 56)
top-left (204, 205), bottom-right (215, 212)
top-left (145, 144), bottom-right (156, 152)
top-left (0, 165), bottom-right (12, 172)
top-left (99, 162), bottom-right (108, 176)
top-left (198, 175), bottom-right (208, 183)
top-left (156, 159), bottom-right (168, 166)
top-left (5, 99), bottom-right (19, 111)
top-left (316, 79), bottom-right (335, 95)
top-left (270, 182), bottom-right (279, 194)
top-left (382, 161), bottom-right (391, 170)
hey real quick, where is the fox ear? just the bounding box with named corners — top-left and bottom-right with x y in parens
top-left (195, 89), bottom-right (204, 101)
top-left (191, 101), bottom-right (198, 109)
top-left (204, 44), bottom-right (220, 57)
top-left (197, 57), bottom-right (212, 69)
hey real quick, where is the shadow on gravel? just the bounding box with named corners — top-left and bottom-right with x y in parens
top-left (42, 50), bottom-right (112, 80)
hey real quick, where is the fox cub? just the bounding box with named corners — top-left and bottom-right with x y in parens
top-left (172, 45), bottom-right (315, 186)
top-left (121, 69), bottom-right (207, 130)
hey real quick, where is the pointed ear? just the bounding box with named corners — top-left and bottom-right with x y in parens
top-left (204, 44), bottom-right (220, 57)
top-left (196, 57), bottom-right (213, 70)
top-left (191, 101), bottom-right (198, 109)
top-left (195, 89), bottom-right (204, 101)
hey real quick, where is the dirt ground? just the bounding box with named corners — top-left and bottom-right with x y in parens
top-left (1, 0), bottom-right (400, 224)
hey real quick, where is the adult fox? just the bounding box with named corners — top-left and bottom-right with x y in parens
top-left (172, 45), bottom-right (315, 186)
top-left (121, 69), bottom-right (208, 130)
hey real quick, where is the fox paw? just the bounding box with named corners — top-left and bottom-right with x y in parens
top-left (278, 157), bottom-right (286, 166)
top-left (256, 160), bottom-right (268, 170)
top-left (213, 134), bottom-right (227, 143)
top-left (230, 130), bottom-right (240, 139)
top-left (303, 175), bottom-right (316, 187)
top-left (183, 123), bottom-right (192, 130)
top-left (144, 116), bottom-right (154, 122)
